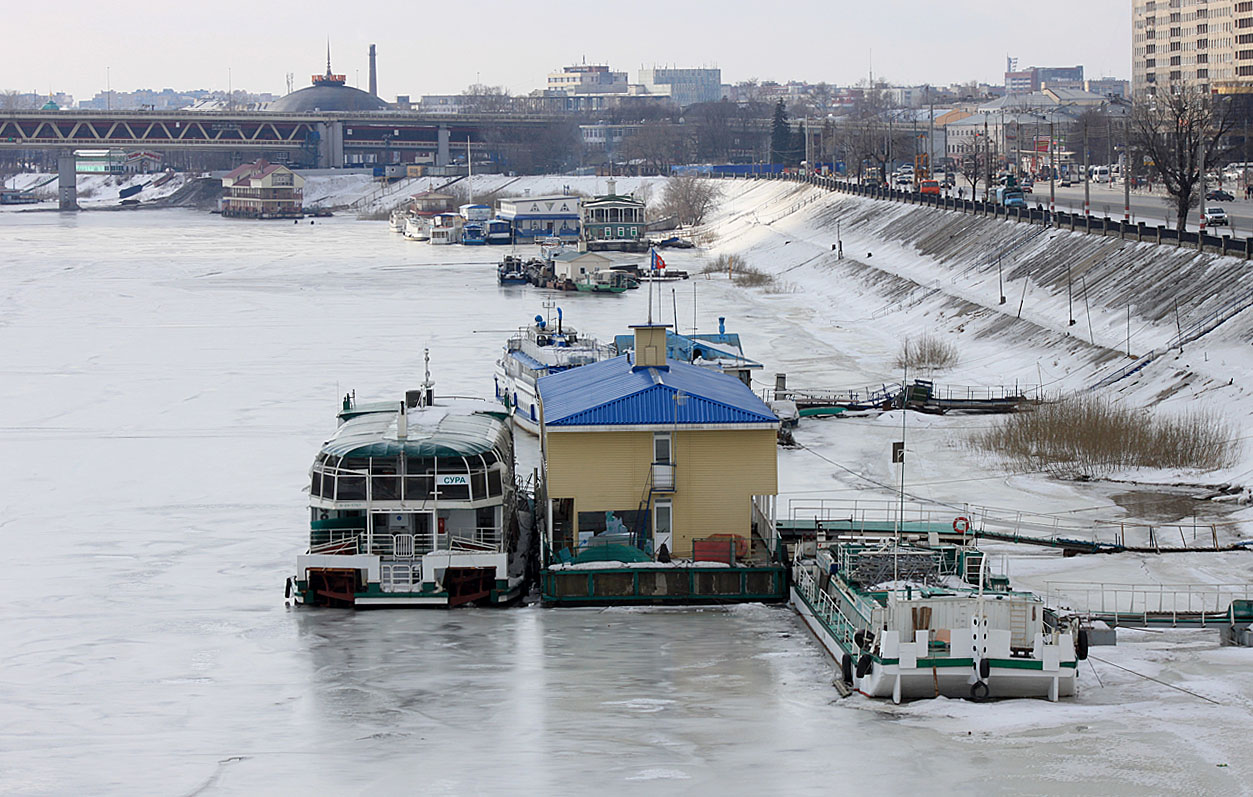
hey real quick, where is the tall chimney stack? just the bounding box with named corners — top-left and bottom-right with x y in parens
top-left (368, 44), bottom-right (378, 97)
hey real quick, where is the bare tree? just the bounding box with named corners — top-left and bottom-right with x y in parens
top-left (621, 122), bottom-right (687, 174)
top-left (1132, 88), bottom-right (1237, 231)
top-left (459, 84), bottom-right (513, 114)
top-left (660, 173), bottom-right (721, 226)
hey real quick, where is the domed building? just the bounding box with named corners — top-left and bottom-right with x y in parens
top-left (270, 53), bottom-right (389, 113)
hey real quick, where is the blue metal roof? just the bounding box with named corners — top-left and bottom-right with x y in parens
top-left (538, 354), bottom-right (777, 427)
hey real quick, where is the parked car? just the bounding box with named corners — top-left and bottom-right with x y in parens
top-left (1206, 207), bottom-right (1230, 226)
top-left (1207, 189), bottom-right (1234, 202)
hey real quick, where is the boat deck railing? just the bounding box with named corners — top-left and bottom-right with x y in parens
top-left (794, 565), bottom-right (864, 650)
top-left (1045, 580), bottom-right (1253, 625)
top-left (307, 527), bottom-right (504, 558)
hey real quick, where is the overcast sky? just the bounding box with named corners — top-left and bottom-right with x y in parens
top-left (8, 1), bottom-right (1131, 101)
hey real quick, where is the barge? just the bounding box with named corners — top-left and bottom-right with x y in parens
top-left (792, 541), bottom-right (1081, 702)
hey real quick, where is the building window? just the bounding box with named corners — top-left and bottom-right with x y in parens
top-left (653, 432), bottom-right (672, 465)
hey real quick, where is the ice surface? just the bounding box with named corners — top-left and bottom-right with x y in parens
top-left (0, 186), bottom-right (1251, 794)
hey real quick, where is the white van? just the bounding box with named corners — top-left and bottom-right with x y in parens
top-left (1090, 165), bottom-right (1111, 183)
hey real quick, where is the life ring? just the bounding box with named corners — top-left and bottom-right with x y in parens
top-left (970, 680), bottom-right (990, 700)
top-left (953, 516), bottom-right (971, 534)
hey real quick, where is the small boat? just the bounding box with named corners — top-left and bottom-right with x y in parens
top-left (118, 181), bottom-right (149, 200)
top-left (462, 222), bottom-right (487, 246)
top-left (575, 269), bottom-right (631, 293)
top-left (496, 307), bottom-right (613, 434)
top-left (498, 255), bottom-right (529, 285)
top-left (792, 540), bottom-right (1080, 702)
top-left (288, 360), bottom-right (527, 608)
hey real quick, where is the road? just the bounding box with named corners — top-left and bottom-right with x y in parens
top-left (963, 179), bottom-right (1253, 235)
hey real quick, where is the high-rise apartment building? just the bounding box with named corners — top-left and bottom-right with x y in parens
top-left (1132, 0), bottom-right (1251, 96)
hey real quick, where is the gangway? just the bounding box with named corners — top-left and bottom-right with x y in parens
top-left (777, 498), bottom-right (1246, 554)
top-left (1044, 581), bottom-right (1253, 627)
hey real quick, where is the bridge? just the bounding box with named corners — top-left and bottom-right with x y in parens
top-left (0, 109), bottom-right (569, 168)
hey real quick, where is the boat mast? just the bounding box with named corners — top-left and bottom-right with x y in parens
top-left (895, 362), bottom-right (907, 585)
top-left (467, 136), bottom-right (473, 206)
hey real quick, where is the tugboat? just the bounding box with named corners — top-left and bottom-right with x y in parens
top-left (791, 540), bottom-right (1081, 702)
top-left (495, 305), bottom-right (612, 434)
top-left (288, 355), bottom-right (526, 607)
top-left (498, 255), bottom-right (529, 285)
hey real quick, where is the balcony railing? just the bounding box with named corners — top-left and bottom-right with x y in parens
top-left (651, 463), bottom-right (675, 492)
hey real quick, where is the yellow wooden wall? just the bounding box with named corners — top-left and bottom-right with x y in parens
top-left (545, 427), bottom-right (777, 557)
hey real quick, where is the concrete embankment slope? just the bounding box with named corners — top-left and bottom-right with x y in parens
top-left (701, 179), bottom-right (1253, 440)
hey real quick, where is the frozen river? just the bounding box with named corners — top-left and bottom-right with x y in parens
top-left (2, 209), bottom-right (1250, 795)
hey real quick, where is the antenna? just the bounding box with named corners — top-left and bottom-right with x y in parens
top-left (326, 38), bottom-right (332, 75)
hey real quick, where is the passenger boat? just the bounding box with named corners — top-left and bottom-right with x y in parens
top-left (389, 208), bottom-right (407, 233)
top-left (429, 213), bottom-right (462, 245)
top-left (495, 307), bottom-right (613, 434)
top-left (288, 364), bottom-right (526, 608)
top-left (498, 255), bottom-right (529, 285)
top-left (486, 218), bottom-right (513, 245)
top-left (575, 269), bottom-right (632, 293)
top-left (791, 541), bottom-right (1080, 702)
top-left (404, 214), bottom-right (431, 241)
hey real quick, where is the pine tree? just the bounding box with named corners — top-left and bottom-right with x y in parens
top-left (770, 99), bottom-right (790, 166)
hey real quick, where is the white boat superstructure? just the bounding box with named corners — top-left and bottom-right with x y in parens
top-left (495, 308), bottom-right (613, 434)
top-left (389, 208), bottom-right (407, 233)
top-left (404, 214), bottom-right (432, 241)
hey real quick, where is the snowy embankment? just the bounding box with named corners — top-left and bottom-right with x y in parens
top-left (3, 170), bottom-right (668, 214)
top-left (693, 178), bottom-right (1253, 553)
top-left (3, 170), bottom-right (191, 207)
top-left (309, 173), bottom-right (669, 214)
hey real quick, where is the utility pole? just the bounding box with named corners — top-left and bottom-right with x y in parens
top-left (984, 115), bottom-right (991, 202)
top-left (1083, 120), bottom-right (1090, 216)
top-left (1124, 115), bottom-right (1132, 223)
top-left (1049, 119), bottom-right (1056, 221)
top-left (927, 85), bottom-right (935, 177)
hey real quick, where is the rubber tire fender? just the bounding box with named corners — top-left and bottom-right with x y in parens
top-left (1076, 629), bottom-right (1090, 661)
top-left (853, 629), bottom-right (872, 651)
top-left (978, 658), bottom-right (991, 680)
top-left (841, 653), bottom-right (853, 684)
top-left (855, 653), bottom-right (873, 679)
top-left (970, 680), bottom-right (990, 700)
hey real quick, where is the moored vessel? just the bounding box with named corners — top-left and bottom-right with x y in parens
top-left (791, 540), bottom-right (1080, 702)
top-left (495, 306), bottom-right (612, 434)
top-left (288, 361), bottom-right (526, 608)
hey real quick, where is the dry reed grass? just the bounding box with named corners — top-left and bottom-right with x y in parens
top-left (896, 334), bottom-right (959, 371)
top-left (972, 394), bottom-right (1238, 477)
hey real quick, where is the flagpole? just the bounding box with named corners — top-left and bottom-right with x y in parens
top-left (647, 248), bottom-right (654, 324)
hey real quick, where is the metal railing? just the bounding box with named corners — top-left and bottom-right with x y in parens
top-left (1045, 581), bottom-right (1253, 624)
